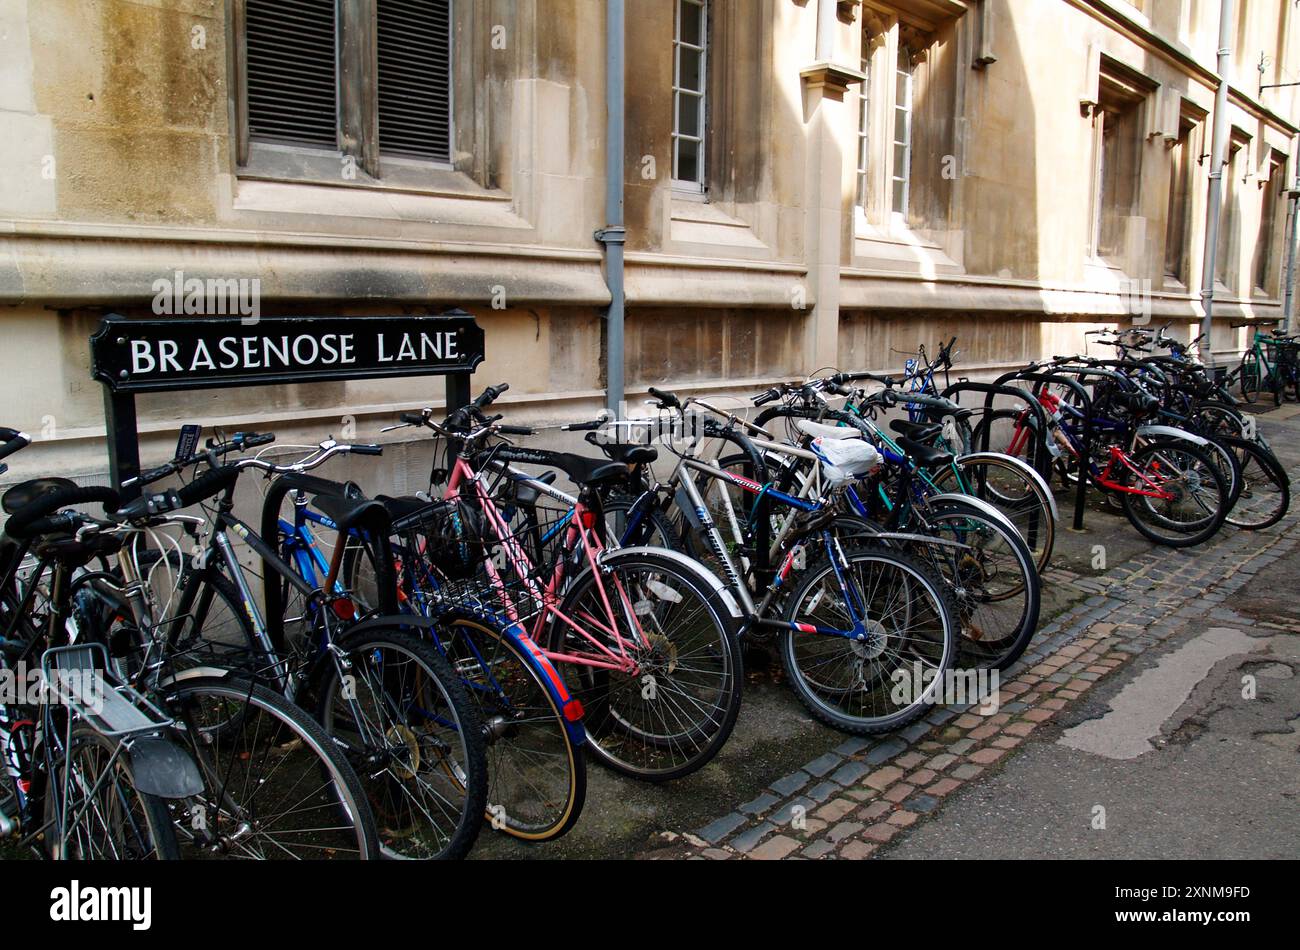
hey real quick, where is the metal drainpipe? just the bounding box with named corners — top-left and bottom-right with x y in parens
top-left (815, 0), bottom-right (836, 61)
top-left (596, 0), bottom-right (627, 417)
top-left (1281, 132), bottom-right (1300, 334)
top-left (1198, 0), bottom-right (1235, 367)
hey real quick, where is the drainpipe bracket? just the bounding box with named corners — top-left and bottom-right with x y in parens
top-left (595, 226), bottom-right (626, 245)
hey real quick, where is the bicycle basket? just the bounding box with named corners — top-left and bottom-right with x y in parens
top-left (401, 497), bottom-right (490, 581)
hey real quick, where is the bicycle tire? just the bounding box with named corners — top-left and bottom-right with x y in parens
top-left (1119, 442), bottom-right (1228, 547)
top-left (163, 675), bottom-right (381, 859)
top-left (779, 544), bottom-right (958, 734)
top-left (550, 551), bottom-right (743, 782)
top-left (317, 627), bottom-right (487, 859)
top-left (432, 610), bottom-right (587, 842)
top-left (928, 455), bottom-right (1055, 576)
top-left (1222, 436), bottom-right (1291, 530)
top-left (44, 723), bottom-right (181, 860)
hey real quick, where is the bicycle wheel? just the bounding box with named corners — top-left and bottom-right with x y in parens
top-left (929, 456), bottom-right (1055, 576)
top-left (317, 628), bottom-right (487, 859)
top-left (1222, 437), bottom-right (1291, 530)
top-left (1119, 442), bottom-right (1228, 547)
top-left (971, 408), bottom-right (1053, 480)
top-left (44, 723), bottom-right (180, 860)
top-left (603, 493), bottom-right (681, 551)
top-left (1191, 401), bottom-right (1248, 441)
top-left (167, 567), bottom-right (267, 674)
top-left (1240, 353), bottom-right (1263, 404)
top-left (780, 545), bottom-right (957, 734)
top-left (164, 675), bottom-right (379, 859)
top-left (435, 610), bottom-right (586, 842)
top-left (551, 552), bottom-right (742, 781)
top-left (911, 500), bottom-right (1041, 671)
top-left (1156, 435), bottom-right (1242, 513)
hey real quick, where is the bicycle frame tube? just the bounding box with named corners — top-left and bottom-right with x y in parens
top-left (444, 456), bottom-right (650, 675)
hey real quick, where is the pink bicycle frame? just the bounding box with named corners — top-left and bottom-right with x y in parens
top-left (444, 457), bottom-right (649, 675)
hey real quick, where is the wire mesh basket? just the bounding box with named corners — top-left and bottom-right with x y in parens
top-left (388, 499), bottom-right (570, 627)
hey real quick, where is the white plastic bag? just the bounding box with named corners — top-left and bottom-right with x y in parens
top-left (811, 438), bottom-right (882, 486)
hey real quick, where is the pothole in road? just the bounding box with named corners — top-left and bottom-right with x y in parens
top-left (1058, 627), bottom-right (1259, 760)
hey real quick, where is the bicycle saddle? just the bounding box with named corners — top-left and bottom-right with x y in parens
top-left (376, 493), bottom-right (441, 526)
top-left (796, 419), bottom-right (862, 441)
top-left (2, 477), bottom-right (77, 515)
top-left (888, 419), bottom-right (944, 442)
top-left (493, 447), bottom-right (630, 486)
top-left (585, 432), bottom-right (658, 466)
top-left (896, 436), bottom-right (954, 469)
top-left (311, 482), bottom-right (392, 534)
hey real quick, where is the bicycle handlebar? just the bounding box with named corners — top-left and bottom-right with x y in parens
top-left (4, 485), bottom-right (122, 540)
top-left (0, 429), bottom-right (30, 463)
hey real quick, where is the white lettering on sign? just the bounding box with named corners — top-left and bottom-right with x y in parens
top-left (128, 334), bottom-right (361, 376)
top-left (377, 332), bottom-right (459, 363)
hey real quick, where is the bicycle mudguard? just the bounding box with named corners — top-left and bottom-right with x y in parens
top-left (860, 531), bottom-right (972, 552)
top-left (597, 546), bottom-right (746, 623)
top-left (954, 452), bottom-right (1060, 523)
top-left (1135, 425), bottom-right (1211, 449)
top-left (155, 666), bottom-right (237, 688)
top-left (402, 607), bottom-right (587, 747)
top-left (924, 492), bottom-right (1022, 538)
top-left (124, 735), bottom-right (205, 800)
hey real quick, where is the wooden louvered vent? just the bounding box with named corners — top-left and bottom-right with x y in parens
top-left (245, 0), bottom-right (339, 149)
top-left (377, 0), bottom-right (452, 162)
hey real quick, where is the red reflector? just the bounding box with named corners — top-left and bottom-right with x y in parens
top-left (331, 598), bottom-right (356, 621)
top-left (563, 698), bottom-right (585, 722)
top-left (578, 509), bottom-right (598, 530)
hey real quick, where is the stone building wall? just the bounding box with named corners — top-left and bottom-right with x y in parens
top-left (0, 0), bottom-right (1296, 489)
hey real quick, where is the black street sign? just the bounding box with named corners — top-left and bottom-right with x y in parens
top-left (91, 312), bottom-right (484, 394)
top-left (89, 310), bottom-right (484, 498)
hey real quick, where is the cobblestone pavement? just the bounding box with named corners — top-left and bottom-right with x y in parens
top-left (652, 413), bottom-right (1300, 861)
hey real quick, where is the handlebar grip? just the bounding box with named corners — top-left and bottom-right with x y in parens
top-left (12, 512), bottom-right (86, 540)
top-left (0, 431), bottom-right (30, 462)
top-left (474, 383), bottom-right (510, 408)
top-left (5, 485), bottom-right (122, 539)
top-left (647, 387), bottom-right (681, 409)
top-left (348, 444), bottom-right (383, 457)
top-left (563, 419), bottom-right (606, 432)
top-left (399, 412), bottom-right (427, 427)
top-left (242, 433), bottom-right (276, 449)
top-left (176, 466), bottom-right (240, 508)
top-left (753, 389), bottom-right (780, 407)
top-left (127, 463), bottom-right (176, 489)
top-left (497, 425), bottom-right (534, 436)
top-left (848, 372), bottom-right (897, 387)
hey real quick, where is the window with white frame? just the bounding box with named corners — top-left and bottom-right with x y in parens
top-left (855, 35), bottom-right (873, 208)
top-left (890, 45), bottom-right (914, 217)
top-left (672, 0), bottom-right (708, 191)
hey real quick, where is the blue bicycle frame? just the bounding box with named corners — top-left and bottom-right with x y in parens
top-left (279, 494), bottom-right (586, 746)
